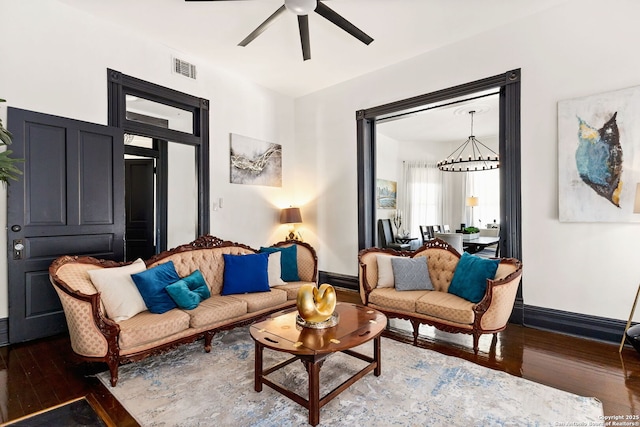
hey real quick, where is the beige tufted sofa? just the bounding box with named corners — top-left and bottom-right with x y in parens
top-left (358, 238), bottom-right (522, 354)
top-left (49, 235), bottom-right (317, 386)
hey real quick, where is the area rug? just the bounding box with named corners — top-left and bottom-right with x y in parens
top-left (97, 328), bottom-right (603, 427)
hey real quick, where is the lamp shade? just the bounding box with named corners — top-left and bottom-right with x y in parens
top-left (466, 196), bottom-right (479, 207)
top-left (280, 207), bottom-right (302, 224)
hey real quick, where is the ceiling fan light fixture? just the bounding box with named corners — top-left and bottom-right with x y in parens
top-left (285, 0), bottom-right (317, 15)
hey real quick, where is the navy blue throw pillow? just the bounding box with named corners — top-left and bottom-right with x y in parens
top-left (221, 253), bottom-right (270, 295)
top-left (131, 261), bottom-right (181, 314)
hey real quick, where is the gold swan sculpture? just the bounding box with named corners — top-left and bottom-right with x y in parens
top-left (296, 283), bottom-right (337, 323)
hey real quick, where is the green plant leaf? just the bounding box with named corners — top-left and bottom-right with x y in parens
top-left (0, 119), bottom-right (12, 145)
top-left (0, 97), bottom-right (23, 184)
top-left (0, 149), bottom-right (24, 184)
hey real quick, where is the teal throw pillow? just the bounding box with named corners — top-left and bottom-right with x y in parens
top-left (448, 252), bottom-right (500, 303)
top-left (221, 253), bottom-right (270, 295)
top-left (390, 257), bottom-right (433, 291)
top-left (259, 245), bottom-right (300, 281)
top-left (166, 270), bottom-right (211, 310)
top-left (131, 261), bottom-right (181, 314)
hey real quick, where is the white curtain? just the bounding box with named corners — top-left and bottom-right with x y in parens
top-left (464, 169), bottom-right (500, 228)
top-left (399, 161), bottom-right (443, 239)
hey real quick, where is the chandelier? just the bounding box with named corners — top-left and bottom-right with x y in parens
top-left (437, 110), bottom-right (499, 172)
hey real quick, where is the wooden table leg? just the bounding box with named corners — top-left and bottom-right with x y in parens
top-left (307, 360), bottom-right (321, 426)
top-left (374, 335), bottom-right (382, 376)
top-left (254, 341), bottom-right (263, 392)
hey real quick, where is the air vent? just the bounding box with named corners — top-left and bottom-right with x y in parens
top-left (173, 58), bottom-right (197, 80)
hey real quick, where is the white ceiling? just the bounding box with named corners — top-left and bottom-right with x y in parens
top-left (57, 0), bottom-right (567, 98)
top-left (377, 91), bottom-right (499, 144)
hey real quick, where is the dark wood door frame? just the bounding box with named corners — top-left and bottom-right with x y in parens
top-left (107, 69), bottom-right (210, 245)
top-left (356, 69), bottom-right (522, 323)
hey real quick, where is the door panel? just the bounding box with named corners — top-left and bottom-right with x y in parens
top-left (125, 159), bottom-right (155, 261)
top-left (79, 132), bottom-right (117, 224)
top-left (7, 107), bottom-right (124, 343)
top-left (25, 123), bottom-right (67, 226)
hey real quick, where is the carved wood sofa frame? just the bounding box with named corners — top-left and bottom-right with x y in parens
top-left (358, 238), bottom-right (523, 354)
top-left (49, 235), bottom-right (318, 386)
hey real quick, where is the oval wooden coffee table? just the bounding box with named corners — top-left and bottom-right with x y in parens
top-left (250, 302), bottom-right (387, 426)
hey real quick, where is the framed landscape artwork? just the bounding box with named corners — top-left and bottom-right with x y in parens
top-left (376, 179), bottom-right (397, 209)
top-left (230, 133), bottom-right (282, 187)
top-left (558, 85), bottom-right (640, 222)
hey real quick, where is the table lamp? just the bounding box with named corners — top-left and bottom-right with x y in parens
top-left (466, 196), bottom-right (479, 227)
top-left (280, 207), bottom-right (303, 241)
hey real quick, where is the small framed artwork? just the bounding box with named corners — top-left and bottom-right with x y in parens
top-left (230, 133), bottom-right (282, 187)
top-left (558, 85), bottom-right (640, 222)
top-left (376, 179), bottom-right (397, 209)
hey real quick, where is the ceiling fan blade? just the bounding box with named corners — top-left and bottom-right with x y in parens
top-left (298, 15), bottom-right (311, 61)
top-left (238, 5), bottom-right (286, 47)
top-left (315, 2), bottom-right (373, 45)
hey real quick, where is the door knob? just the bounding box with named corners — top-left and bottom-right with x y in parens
top-left (11, 225), bottom-right (21, 232)
top-left (13, 239), bottom-right (24, 260)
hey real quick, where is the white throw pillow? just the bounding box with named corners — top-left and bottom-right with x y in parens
top-left (376, 255), bottom-right (397, 288)
top-left (88, 258), bottom-right (148, 322)
top-left (267, 251), bottom-right (287, 287)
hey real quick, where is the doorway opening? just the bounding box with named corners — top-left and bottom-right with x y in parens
top-left (375, 90), bottom-right (500, 251)
top-left (108, 69), bottom-right (210, 260)
top-left (356, 69), bottom-right (522, 322)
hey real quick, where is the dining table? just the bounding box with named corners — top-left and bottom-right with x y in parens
top-left (462, 236), bottom-right (500, 254)
top-left (395, 236), bottom-right (418, 244)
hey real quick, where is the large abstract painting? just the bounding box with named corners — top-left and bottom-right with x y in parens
top-left (376, 179), bottom-right (397, 209)
top-left (230, 134), bottom-right (282, 187)
top-left (558, 85), bottom-right (640, 222)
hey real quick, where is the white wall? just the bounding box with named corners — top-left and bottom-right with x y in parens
top-left (295, 0), bottom-right (640, 321)
top-left (0, 0), bottom-right (296, 318)
top-left (375, 133), bottom-right (400, 240)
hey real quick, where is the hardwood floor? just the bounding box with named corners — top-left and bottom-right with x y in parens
top-left (1, 289), bottom-right (638, 425)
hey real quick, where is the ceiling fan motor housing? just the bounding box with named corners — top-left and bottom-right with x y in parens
top-left (285, 0), bottom-right (318, 15)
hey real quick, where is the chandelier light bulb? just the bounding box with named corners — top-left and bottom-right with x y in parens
top-left (285, 0), bottom-right (317, 15)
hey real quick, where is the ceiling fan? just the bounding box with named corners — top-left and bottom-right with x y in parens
top-left (185, 0), bottom-right (374, 61)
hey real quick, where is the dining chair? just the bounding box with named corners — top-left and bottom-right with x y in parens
top-left (419, 225), bottom-right (433, 244)
top-left (479, 228), bottom-right (499, 238)
top-left (434, 232), bottom-right (463, 254)
top-left (478, 228), bottom-right (500, 257)
top-left (378, 219), bottom-right (410, 250)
